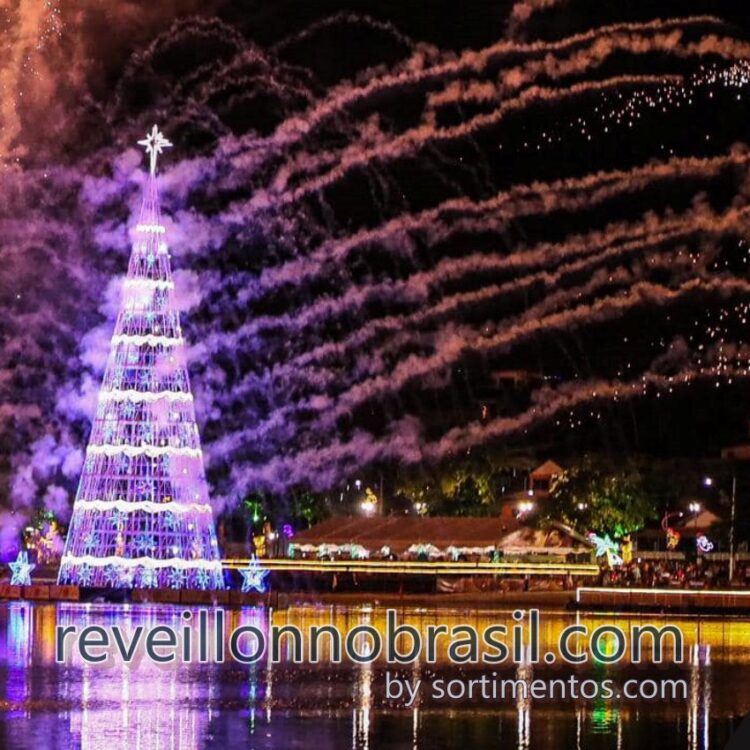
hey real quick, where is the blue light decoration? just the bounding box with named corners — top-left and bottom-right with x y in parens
top-left (77, 564), bottom-right (93, 587)
top-left (240, 557), bottom-right (269, 593)
top-left (195, 568), bottom-right (211, 590)
top-left (587, 533), bottom-right (623, 567)
top-left (8, 551), bottom-right (35, 586)
top-left (56, 125), bottom-right (224, 591)
top-left (696, 534), bottom-right (714, 553)
top-left (140, 567), bottom-right (158, 588)
top-left (168, 568), bottom-right (186, 590)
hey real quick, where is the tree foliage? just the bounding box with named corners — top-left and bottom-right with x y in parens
top-left (546, 456), bottom-right (659, 538)
top-left (393, 450), bottom-right (534, 516)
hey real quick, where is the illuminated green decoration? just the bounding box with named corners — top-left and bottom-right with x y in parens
top-left (587, 532), bottom-right (623, 567)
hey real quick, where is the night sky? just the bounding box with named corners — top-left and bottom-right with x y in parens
top-left (2, 1), bottom-right (750, 530)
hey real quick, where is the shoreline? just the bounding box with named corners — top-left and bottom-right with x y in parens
top-left (5, 585), bottom-right (750, 616)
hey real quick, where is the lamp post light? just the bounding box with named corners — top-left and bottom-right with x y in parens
top-left (688, 502), bottom-right (701, 539)
top-left (729, 471), bottom-right (737, 584)
top-left (518, 500), bottom-right (535, 518)
top-left (702, 473), bottom-right (737, 581)
top-left (266, 531), bottom-right (278, 558)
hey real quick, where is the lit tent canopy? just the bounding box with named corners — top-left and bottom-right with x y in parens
top-left (290, 517), bottom-right (590, 559)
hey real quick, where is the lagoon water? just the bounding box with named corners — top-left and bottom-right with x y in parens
top-left (0, 602), bottom-right (746, 749)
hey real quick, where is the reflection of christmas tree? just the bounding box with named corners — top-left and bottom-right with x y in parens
top-left (58, 126), bottom-right (223, 590)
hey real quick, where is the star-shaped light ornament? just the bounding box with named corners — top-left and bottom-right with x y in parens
top-left (138, 124), bottom-right (172, 175)
top-left (240, 557), bottom-right (269, 593)
top-left (9, 551), bottom-right (35, 586)
top-left (587, 533), bottom-right (623, 567)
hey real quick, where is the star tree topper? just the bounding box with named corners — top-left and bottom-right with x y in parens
top-left (240, 557), bottom-right (269, 593)
top-left (9, 550), bottom-right (35, 586)
top-left (138, 124), bottom-right (172, 175)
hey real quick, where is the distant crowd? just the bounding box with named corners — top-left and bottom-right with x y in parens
top-left (596, 559), bottom-right (750, 589)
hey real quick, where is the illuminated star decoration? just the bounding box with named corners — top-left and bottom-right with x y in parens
top-left (696, 534), bottom-right (714, 553)
top-left (9, 551), bottom-right (35, 586)
top-left (240, 557), bottom-right (269, 593)
top-left (137, 124), bottom-right (172, 175)
top-left (587, 533), bottom-right (623, 567)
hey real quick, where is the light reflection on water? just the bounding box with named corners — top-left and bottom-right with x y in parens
top-left (0, 602), bottom-right (745, 749)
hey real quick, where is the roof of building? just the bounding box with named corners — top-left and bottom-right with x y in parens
top-left (675, 508), bottom-right (722, 534)
top-left (530, 460), bottom-right (564, 479)
top-left (721, 444), bottom-right (750, 461)
top-left (292, 515), bottom-right (589, 555)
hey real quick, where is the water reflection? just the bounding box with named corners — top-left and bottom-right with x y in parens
top-left (688, 644), bottom-right (712, 750)
top-left (0, 603), bottom-right (744, 749)
top-left (516, 661), bottom-right (532, 749)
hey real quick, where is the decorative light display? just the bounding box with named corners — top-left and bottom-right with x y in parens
top-left (587, 533), bottom-right (623, 567)
top-left (239, 557), bottom-right (269, 593)
top-left (446, 544), bottom-right (496, 560)
top-left (9, 551), bottom-right (35, 586)
top-left (360, 487), bottom-right (378, 516)
top-left (290, 542), bottom-right (372, 559)
top-left (58, 126), bottom-right (224, 591)
top-left (661, 510), bottom-right (684, 551)
top-left (24, 512), bottom-right (63, 564)
top-left (290, 542), bottom-right (506, 560)
top-left (696, 534), bottom-right (714, 553)
top-left (252, 534), bottom-right (266, 557)
top-left (408, 543), bottom-right (442, 559)
top-left (666, 527), bottom-right (681, 551)
top-left (620, 536), bottom-right (633, 565)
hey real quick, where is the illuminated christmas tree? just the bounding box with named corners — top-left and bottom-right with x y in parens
top-left (58, 126), bottom-right (224, 590)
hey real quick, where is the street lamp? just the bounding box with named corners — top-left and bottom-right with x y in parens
top-left (360, 487), bottom-right (379, 517)
top-left (706, 472), bottom-right (738, 581)
top-left (266, 530), bottom-right (278, 557)
top-left (689, 502), bottom-right (701, 541)
top-left (518, 500), bottom-right (535, 517)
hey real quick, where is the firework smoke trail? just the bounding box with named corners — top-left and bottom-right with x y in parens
top-left (4, 5), bottom-right (750, 521)
top-left (207, 199), bottom-right (750, 412)
top-left (229, 364), bottom-right (750, 491)
top-left (210, 205), bottom-right (733, 348)
top-left (223, 150), bottom-right (750, 306)
top-left (0, 0), bottom-right (64, 165)
top-left (225, 16), bottom-right (729, 163)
